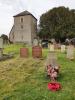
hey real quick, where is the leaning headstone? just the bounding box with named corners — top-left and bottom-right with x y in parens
top-left (0, 38), bottom-right (3, 57)
top-left (66, 45), bottom-right (74, 60)
top-left (61, 45), bottom-right (66, 53)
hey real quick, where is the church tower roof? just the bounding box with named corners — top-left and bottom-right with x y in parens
top-left (13, 10), bottom-right (37, 20)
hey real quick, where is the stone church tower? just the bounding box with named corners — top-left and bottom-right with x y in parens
top-left (9, 11), bottom-right (37, 45)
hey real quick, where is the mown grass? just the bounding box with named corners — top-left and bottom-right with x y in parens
top-left (0, 44), bottom-right (75, 100)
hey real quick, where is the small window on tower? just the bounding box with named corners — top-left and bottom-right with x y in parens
top-left (21, 18), bottom-right (23, 23)
top-left (21, 25), bottom-right (23, 29)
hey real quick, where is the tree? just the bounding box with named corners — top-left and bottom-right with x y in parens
top-left (39, 6), bottom-right (75, 42)
top-left (0, 34), bottom-right (9, 44)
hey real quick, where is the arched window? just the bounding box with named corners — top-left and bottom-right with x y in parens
top-left (21, 18), bottom-right (23, 23)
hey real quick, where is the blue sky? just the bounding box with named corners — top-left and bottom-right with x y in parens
top-left (0, 0), bottom-right (75, 36)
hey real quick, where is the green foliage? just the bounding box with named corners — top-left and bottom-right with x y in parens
top-left (39, 6), bottom-right (75, 42)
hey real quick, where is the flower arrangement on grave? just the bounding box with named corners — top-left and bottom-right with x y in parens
top-left (46, 64), bottom-right (59, 81)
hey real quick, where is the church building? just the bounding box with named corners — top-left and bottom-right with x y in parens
top-left (9, 11), bottom-right (37, 45)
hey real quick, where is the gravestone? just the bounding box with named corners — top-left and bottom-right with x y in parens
top-left (58, 43), bottom-right (61, 49)
top-left (39, 39), bottom-right (42, 47)
top-left (32, 46), bottom-right (42, 58)
top-left (61, 45), bottom-right (66, 53)
top-left (33, 38), bottom-right (39, 46)
top-left (49, 39), bottom-right (56, 51)
top-left (0, 38), bottom-right (3, 57)
top-left (49, 44), bottom-right (54, 52)
top-left (0, 38), bottom-right (3, 48)
top-left (54, 43), bottom-right (57, 49)
top-left (48, 43), bottom-right (50, 49)
top-left (45, 52), bottom-right (58, 67)
top-left (20, 48), bottom-right (29, 57)
top-left (66, 45), bottom-right (74, 60)
top-left (51, 39), bottom-right (55, 44)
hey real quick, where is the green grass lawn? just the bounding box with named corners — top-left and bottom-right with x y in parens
top-left (0, 44), bottom-right (75, 100)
